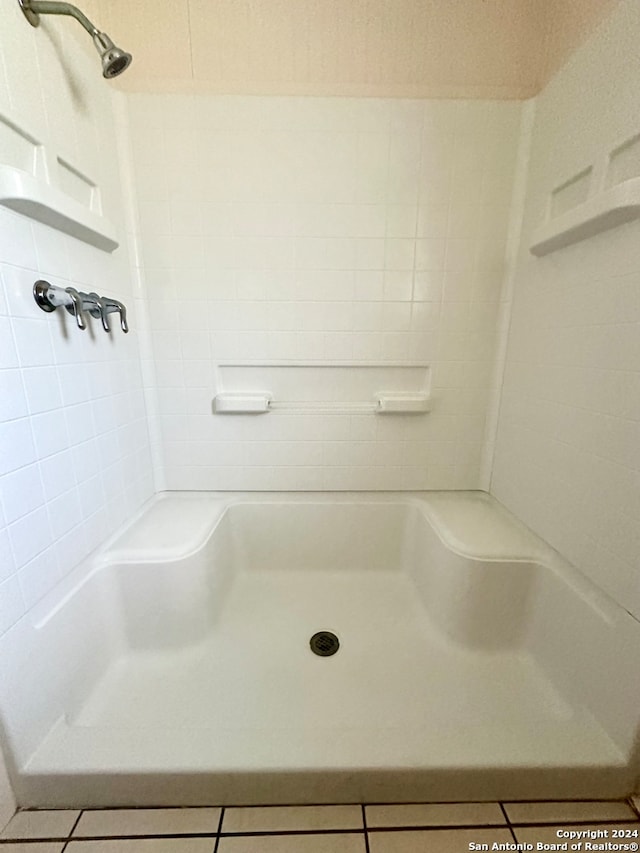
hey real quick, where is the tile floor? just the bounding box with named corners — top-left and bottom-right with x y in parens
top-left (0, 799), bottom-right (638, 852)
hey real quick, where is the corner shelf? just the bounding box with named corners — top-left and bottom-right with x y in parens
top-left (530, 177), bottom-right (640, 256)
top-left (0, 164), bottom-right (118, 252)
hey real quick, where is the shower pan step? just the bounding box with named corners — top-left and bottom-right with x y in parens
top-left (23, 712), bottom-right (625, 805)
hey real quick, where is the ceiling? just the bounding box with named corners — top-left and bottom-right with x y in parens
top-left (84, 0), bottom-right (619, 98)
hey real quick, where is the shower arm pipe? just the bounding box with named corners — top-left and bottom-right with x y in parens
top-left (19, 0), bottom-right (132, 78)
top-left (19, 0), bottom-right (99, 35)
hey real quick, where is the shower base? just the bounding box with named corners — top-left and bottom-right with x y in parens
top-left (4, 492), bottom-right (639, 805)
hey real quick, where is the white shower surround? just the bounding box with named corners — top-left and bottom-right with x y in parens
top-left (127, 94), bottom-right (523, 493)
top-left (2, 491), bottom-right (639, 805)
top-left (492, 0), bottom-right (640, 625)
top-left (0, 0), bottom-right (639, 817)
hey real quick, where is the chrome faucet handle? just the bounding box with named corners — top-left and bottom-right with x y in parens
top-left (84, 291), bottom-right (111, 332)
top-left (64, 287), bottom-right (87, 330)
top-left (103, 297), bottom-right (129, 333)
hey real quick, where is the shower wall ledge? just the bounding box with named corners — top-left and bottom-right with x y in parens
top-left (97, 490), bottom-right (552, 566)
top-left (0, 164), bottom-right (118, 252)
top-left (529, 177), bottom-right (640, 256)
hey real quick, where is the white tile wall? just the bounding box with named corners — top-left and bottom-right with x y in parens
top-left (492, 0), bottom-right (640, 619)
top-left (128, 94), bottom-right (522, 490)
top-left (0, 1), bottom-right (154, 637)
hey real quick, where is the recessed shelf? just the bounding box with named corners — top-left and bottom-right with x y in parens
top-left (212, 363), bottom-right (432, 415)
top-left (530, 177), bottom-right (640, 256)
top-left (0, 164), bottom-right (118, 252)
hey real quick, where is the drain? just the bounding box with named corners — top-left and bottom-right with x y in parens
top-left (309, 631), bottom-right (340, 657)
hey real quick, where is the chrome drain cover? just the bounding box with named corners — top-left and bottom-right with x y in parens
top-left (309, 631), bottom-right (340, 657)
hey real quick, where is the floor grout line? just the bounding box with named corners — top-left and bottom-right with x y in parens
top-left (498, 803), bottom-right (510, 824)
top-left (362, 804), bottom-right (371, 853)
top-left (4, 799), bottom-right (639, 849)
top-left (68, 810), bottom-right (84, 840)
top-left (3, 818), bottom-right (640, 843)
top-left (219, 829), bottom-right (366, 836)
top-left (213, 807), bottom-right (225, 853)
top-left (37, 833), bottom-right (223, 840)
top-left (0, 839), bottom-right (76, 844)
top-left (499, 801), bottom-right (517, 842)
top-left (510, 821), bottom-right (640, 827)
top-left (15, 799), bottom-right (635, 810)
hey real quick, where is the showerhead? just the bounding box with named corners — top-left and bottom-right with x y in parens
top-left (19, 0), bottom-right (133, 79)
top-left (92, 31), bottom-right (133, 79)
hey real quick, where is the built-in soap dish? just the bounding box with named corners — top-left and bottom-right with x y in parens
top-left (213, 393), bottom-right (272, 414)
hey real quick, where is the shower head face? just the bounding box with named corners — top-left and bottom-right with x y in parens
top-left (101, 45), bottom-right (133, 78)
top-left (93, 30), bottom-right (133, 78)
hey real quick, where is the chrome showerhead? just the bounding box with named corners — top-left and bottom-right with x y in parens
top-left (92, 31), bottom-right (133, 79)
top-left (19, 0), bottom-right (133, 80)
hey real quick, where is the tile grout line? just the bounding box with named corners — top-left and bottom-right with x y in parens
top-left (68, 810), bottom-right (84, 839)
top-left (364, 824), bottom-right (517, 833)
top-left (60, 810), bottom-right (82, 853)
top-left (4, 819), bottom-right (639, 844)
top-left (499, 802), bottom-right (518, 844)
top-left (512, 821), bottom-right (640, 828)
top-left (213, 807), bottom-right (225, 853)
top-left (218, 829), bottom-right (369, 837)
top-left (1, 839), bottom-right (81, 844)
top-left (362, 804), bottom-right (371, 853)
top-left (5, 801), bottom-right (638, 848)
top-left (60, 806), bottom-right (223, 812)
top-left (37, 833), bottom-right (230, 841)
top-left (19, 799), bottom-right (630, 809)
top-left (47, 802), bottom-right (366, 811)
top-left (0, 824), bottom-right (577, 842)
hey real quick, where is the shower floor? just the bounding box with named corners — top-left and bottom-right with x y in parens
top-left (73, 571), bottom-right (568, 732)
top-left (25, 567), bottom-right (623, 804)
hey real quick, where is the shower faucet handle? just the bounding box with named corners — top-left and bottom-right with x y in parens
top-left (33, 280), bottom-right (128, 336)
top-left (84, 291), bottom-right (111, 332)
top-left (102, 297), bottom-right (129, 333)
top-left (64, 287), bottom-right (87, 330)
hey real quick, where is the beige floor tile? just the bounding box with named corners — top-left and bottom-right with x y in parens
top-left (368, 828), bottom-right (513, 852)
top-left (0, 845), bottom-right (65, 853)
top-left (222, 806), bottom-right (363, 833)
top-left (515, 823), bottom-right (640, 845)
top-left (504, 801), bottom-right (638, 824)
top-left (73, 808), bottom-right (221, 837)
top-left (218, 835), bottom-right (366, 853)
top-left (0, 809), bottom-right (80, 840)
top-left (366, 803), bottom-right (506, 828)
top-left (67, 840), bottom-right (215, 853)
